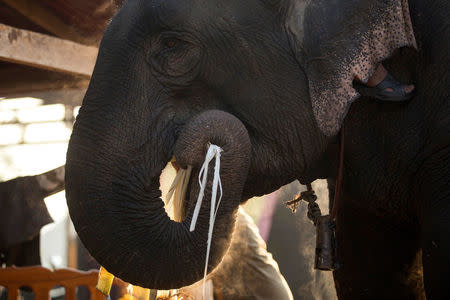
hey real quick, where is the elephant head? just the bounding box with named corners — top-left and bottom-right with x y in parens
top-left (65, 0), bottom-right (381, 289)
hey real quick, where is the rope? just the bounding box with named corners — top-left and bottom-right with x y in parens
top-left (286, 185), bottom-right (321, 225)
top-left (305, 184), bottom-right (321, 225)
top-left (306, 201), bottom-right (321, 225)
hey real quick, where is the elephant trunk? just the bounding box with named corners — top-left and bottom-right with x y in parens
top-left (66, 109), bottom-right (251, 289)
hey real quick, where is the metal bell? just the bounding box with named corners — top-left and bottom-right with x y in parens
top-left (314, 215), bottom-right (336, 271)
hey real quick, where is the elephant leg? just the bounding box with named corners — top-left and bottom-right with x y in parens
top-left (419, 149), bottom-right (450, 299)
top-left (333, 198), bottom-right (425, 299)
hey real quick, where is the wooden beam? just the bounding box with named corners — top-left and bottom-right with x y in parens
top-left (0, 63), bottom-right (89, 96)
top-left (2, 87), bottom-right (88, 107)
top-left (0, 24), bottom-right (98, 77)
top-left (2, 0), bottom-right (92, 45)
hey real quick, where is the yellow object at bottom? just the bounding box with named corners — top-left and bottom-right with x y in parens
top-left (96, 266), bottom-right (114, 296)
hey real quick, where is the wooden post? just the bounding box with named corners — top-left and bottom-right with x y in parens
top-left (6, 285), bottom-right (18, 300)
top-left (0, 24), bottom-right (98, 77)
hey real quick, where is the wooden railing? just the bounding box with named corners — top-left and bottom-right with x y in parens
top-left (0, 266), bottom-right (125, 300)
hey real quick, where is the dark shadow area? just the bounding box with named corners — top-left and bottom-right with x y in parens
top-left (76, 285), bottom-right (90, 300)
top-left (0, 286), bottom-right (6, 300)
top-left (19, 285), bottom-right (35, 300)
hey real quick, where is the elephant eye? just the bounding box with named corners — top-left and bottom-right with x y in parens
top-left (163, 38), bottom-right (178, 50)
top-left (149, 33), bottom-right (201, 78)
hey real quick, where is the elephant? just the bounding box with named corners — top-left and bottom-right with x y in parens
top-left (0, 166), bottom-right (65, 267)
top-left (65, 0), bottom-right (450, 298)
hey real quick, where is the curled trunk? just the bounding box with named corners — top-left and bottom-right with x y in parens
top-left (66, 110), bottom-right (251, 289)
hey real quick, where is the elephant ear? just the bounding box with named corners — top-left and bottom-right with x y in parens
top-left (0, 167), bottom-right (64, 250)
top-left (287, 0), bottom-right (417, 136)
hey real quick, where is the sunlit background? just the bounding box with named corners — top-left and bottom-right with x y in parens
top-left (0, 94), bottom-right (80, 271)
top-left (0, 93), bottom-right (270, 270)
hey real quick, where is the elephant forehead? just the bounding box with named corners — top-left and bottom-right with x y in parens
top-left (140, 0), bottom-right (193, 27)
top-left (139, 0), bottom-right (265, 29)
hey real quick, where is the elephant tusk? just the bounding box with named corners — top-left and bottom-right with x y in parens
top-left (165, 167), bottom-right (184, 206)
top-left (165, 164), bottom-right (192, 204)
top-left (165, 164), bottom-right (192, 222)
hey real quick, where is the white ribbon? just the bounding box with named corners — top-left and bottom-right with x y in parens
top-left (167, 144), bottom-right (223, 300)
top-left (189, 144), bottom-right (223, 232)
top-left (189, 144), bottom-right (223, 299)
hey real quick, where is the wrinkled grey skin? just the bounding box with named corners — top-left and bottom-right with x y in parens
top-left (66, 0), bottom-right (450, 298)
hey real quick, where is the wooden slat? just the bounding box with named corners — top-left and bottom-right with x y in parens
top-left (2, 0), bottom-right (91, 45)
top-left (0, 266), bottom-right (99, 287)
top-left (0, 24), bottom-right (98, 77)
top-left (33, 287), bottom-right (51, 300)
top-left (65, 286), bottom-right (76, 300)
top-left (0, 266), bottom-right (128, 300)
top-left (88, 286), bottom-right (106, 300)
top-left (6, 285), bottom-right (18, 300)
top-left (0, 63), bottom-right (89, 96)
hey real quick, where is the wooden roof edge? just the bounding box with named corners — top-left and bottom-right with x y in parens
top-left (2, 0), bottom-right (96, 45)
top-left (0, 23), bottom-right (98, 77)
